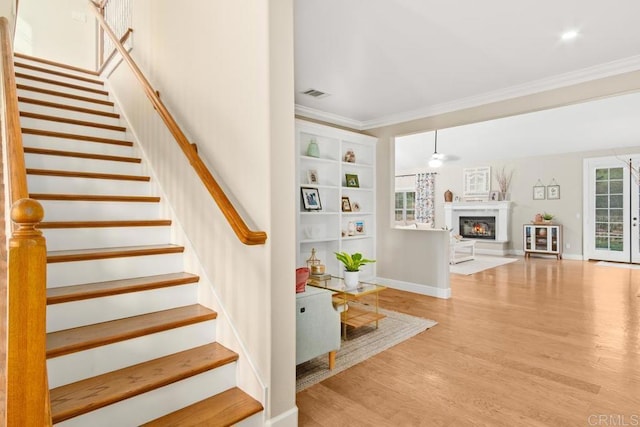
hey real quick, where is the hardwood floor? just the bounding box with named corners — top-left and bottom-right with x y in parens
top-left (296, 258), bottom-right (640, 426)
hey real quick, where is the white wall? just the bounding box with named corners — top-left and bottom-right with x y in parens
top-left (14, 0), bottom-right (95, 69)
top-left (106, 0), bottom-right (296, 424)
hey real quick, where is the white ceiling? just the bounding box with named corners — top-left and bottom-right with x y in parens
top-left (294, 0), bottom-right (640, 130)
top-left (394, 91), bottom-right (640, 172)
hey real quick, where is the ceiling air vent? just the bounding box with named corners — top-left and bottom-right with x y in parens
top-left (301, 88), bottom-right (330, 99)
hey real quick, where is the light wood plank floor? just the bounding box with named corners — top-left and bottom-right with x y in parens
top-left (296, 258), bottom-right (640, 426)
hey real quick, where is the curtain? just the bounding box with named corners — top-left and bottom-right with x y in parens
top-left (415, 172), bottom-right (436, 225)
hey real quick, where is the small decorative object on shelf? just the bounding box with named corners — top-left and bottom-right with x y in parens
top-left (351, 201), bottom-right (360, 212)
top-left (347, 221), bottom-right (356, 236)
top-left (495, 166), bottom-right (513, 200)
top-left (354, 220), bottom-right (365, 234)
top-left (306, 248), bottom-right (325, 275)
top-left (344, 149), bottom-right (356, 163)
top-left (306, 138), bottom-right (320, 157)
top-left (444, 189), bottom-right (453, 202)
top-left (534, 213), bottom-right (543, 223)
top-left (542, 212), bottom-right (554, 223)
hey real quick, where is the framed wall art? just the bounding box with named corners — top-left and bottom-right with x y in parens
top-left (463, 167), bottom-right (490, 198)
top-left (345, 173), bottom-right (360, 188)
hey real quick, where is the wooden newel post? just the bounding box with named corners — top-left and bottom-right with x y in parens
top-left (7, 198), bottom-right (51, 426)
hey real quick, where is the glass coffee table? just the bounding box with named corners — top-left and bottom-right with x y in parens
top-left (307, 276), bottom-right (386, 339)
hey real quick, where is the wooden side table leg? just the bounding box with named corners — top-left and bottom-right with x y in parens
top-left (328, 351), bottom-right (336, 370)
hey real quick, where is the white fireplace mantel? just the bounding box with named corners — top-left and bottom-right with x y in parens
top-left (444, 201), bottom-right (512, 242)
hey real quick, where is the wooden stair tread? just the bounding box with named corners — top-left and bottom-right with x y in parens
top-left (22, 128), bottom-right (132, 146)
top-left (24, 147), bottom-right (141, 163)
top-left (47, 272), bottom-right (200, 304)
top-left (47, 304), bottom-right (217, 358)
top-left (27, 168), bottom-right (150, 181)
top-left (47, 244), bottom-right (185, 263)
top-left (50, 343), bottom-right (236, 424)
top-left (142, 387), bottom-right (263, 427)
top-left (18, 96), bottom-right (120, 118)
top-left (17, 84), bottom-right (114, 106)
top-left (20, 111), bottom-right (126, 132)
top-left (15, 72), bottom-right (109, 96)
top-left (14, 61), bottom-right (104, 85)
top-left (15, 52), bottom-right (99, 76)
top-left (30, 193), bottom-right (160, 202)
top-left (39, 219), bottom-right (171, 229)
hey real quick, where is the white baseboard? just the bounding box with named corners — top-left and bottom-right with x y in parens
top-left (266, 406), bottom-right (298, 427)
top-left (377, 277), bottom-right (451, 299)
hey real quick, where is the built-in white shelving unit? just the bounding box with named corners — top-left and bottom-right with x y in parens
top-left (296, 119), bottom-right (377, 280)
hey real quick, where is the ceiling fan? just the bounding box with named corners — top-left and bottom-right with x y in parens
top-left (428, 130), bottom-right (458, 167)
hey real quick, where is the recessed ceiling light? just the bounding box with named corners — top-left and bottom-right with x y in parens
top-left (561, 30), bottom-right (579, 41)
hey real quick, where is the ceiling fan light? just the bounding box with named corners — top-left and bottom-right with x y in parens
top-left (428, 157), bottom-right (443, 168)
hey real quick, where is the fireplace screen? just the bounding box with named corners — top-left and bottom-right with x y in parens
top-left (459, 216), bottom-right (496, 240)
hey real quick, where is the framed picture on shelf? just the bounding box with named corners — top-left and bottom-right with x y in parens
top-left (354, 220), bottom-right (365, 234)
top-left (489, 190), bottom-right (500, 201)
top-left (301, 187), bottom-right (322, 210)
top-left (547, 185), bottom-right (560, 200)
top-left (345, 173), bottom-right (360, 188)
top-left (533, 185), bottom-right (545, 200)
top-left (307, 169), bottom-right (319, 185)
top-left (341, 196), bottom-right (352, 212)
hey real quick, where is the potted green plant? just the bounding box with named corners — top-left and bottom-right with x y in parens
top-left (334, 251), bottom-right (376, 288)
top-left (542, 212), bottom-right (554, 223)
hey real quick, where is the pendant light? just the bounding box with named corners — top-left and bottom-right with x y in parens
top-left (428, 130), bottom-right (444, 168)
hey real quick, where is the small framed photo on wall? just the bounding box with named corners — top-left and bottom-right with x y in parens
top-left (533, 185), bottom-right (545, 200)
top-left (547, 185), bottom-right (560, 200)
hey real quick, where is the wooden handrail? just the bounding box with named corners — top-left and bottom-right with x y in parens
top-left (1, 17), bottom-right (28, 203)
top-left (0, 17), bottom-right (51, 426)
top-left (89, 3), bottom-right (267, 245)
top-left (97, 27), bottom-right (133, 75)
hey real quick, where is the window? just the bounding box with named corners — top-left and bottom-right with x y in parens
top-left (395, 191), bottom-right (415, 222)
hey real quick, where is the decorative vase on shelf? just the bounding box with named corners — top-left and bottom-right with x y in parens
top-left (343, 270), bottom-right (359, 289)
top-left (306, 138), bottom-right (320, 158)
top-left (444, 190), bottom-right (453, 202)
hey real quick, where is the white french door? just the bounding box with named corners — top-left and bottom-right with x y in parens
top-left (584, 155), bottom-right (640, 263)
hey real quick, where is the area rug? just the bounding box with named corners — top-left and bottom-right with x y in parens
top-left (596, 261), bottom-right (640, 270)
top-left (296, 307), bottom-right (436, 392)
top-left (450, 255), bottom-right (518, 275)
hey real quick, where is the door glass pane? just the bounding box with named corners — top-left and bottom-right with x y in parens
top-left (395, 193), bottom-right (403, 209)
top-left (406, 192), bottom-right (415, 209)
top-left (395, 210), bottom-right (403, 221)
top-left (594, 167), bottom-right (624, 252)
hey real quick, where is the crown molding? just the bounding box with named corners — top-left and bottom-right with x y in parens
top-left (294, 105), bottom-right (365, 130)
top-left (295, 55), bottom-right (640, 131)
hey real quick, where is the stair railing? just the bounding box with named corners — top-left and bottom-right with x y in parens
top-left (89, 2), bottom-right (267, 246)
top-left (0, 16), bottom-right (51, 427)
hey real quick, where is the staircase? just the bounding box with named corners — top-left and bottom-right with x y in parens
top-left (14, 53), bottom-right (263, 426)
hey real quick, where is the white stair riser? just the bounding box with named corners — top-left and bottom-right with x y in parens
top-left (47, 253), bottom-right (184, 287)
top-left (28, 175), bottom-right (151, 196)
top-left (15, 57), bottom-right (99, 80)
top-left (15, 76), bottom-right (110, 101)
top-left (48, 319), bottom-right (216, 388)
top-left (55, 364), bottom-right (236, 427)
top-left (14, 66), bottom-right (104, 89)
top-left (237, 412), bottom-right (264, 427)
top-left (47, 284), bottom-right (198, 332)
top-left (17, 88), bottom-right (114, 112)
top-left (25, 153), bottom-right (142, 176)
top-left (39, 200), bottom-right (160, 221)
top-left (20, 117), bottom-right (126, 140)
top-left (22, 134), bottom-right (135, 157)
top-left (19, 102), bottom-right (120, 126)
top-left (43, 226), bottom-right (171, 251)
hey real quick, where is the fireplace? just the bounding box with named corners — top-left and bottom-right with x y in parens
top-left (460, 216), bottom-right (496, 240)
